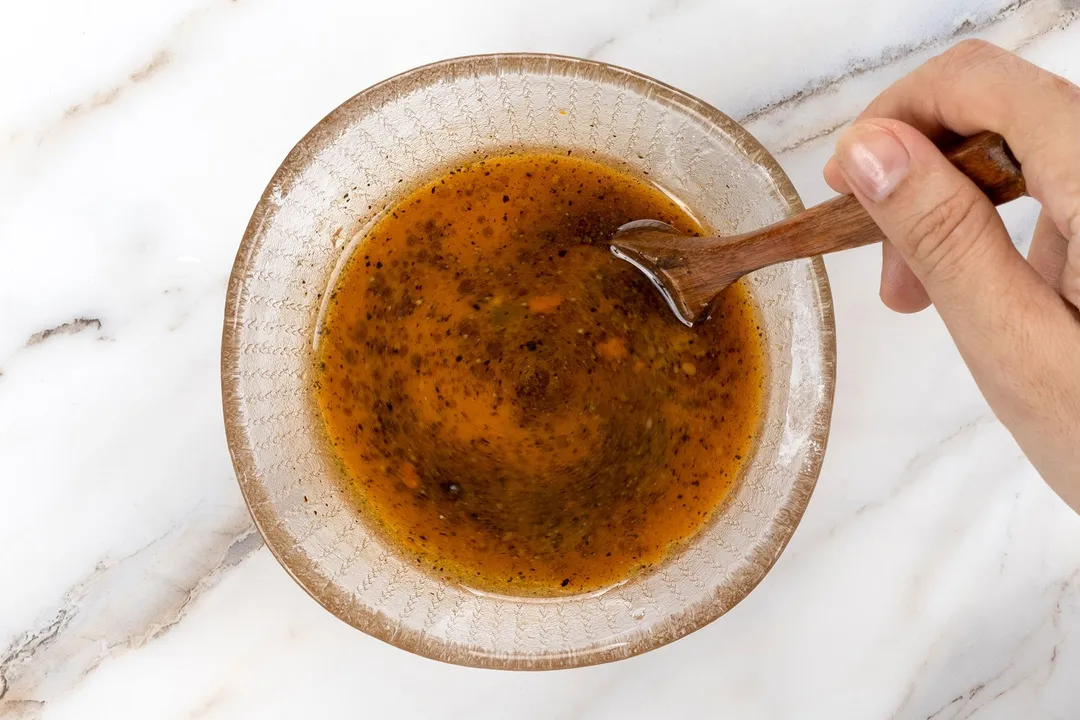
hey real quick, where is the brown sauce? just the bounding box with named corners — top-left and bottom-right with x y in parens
top-left (313, 152), bottom-right (766, 596)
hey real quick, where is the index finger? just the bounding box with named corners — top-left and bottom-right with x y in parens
top-left (826, 40), bottom-right (1080, 246)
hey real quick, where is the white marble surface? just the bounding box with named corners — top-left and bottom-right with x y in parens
top-left (2, 0), bottom-right (1079, 717)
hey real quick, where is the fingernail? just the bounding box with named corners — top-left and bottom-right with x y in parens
top-left (836, 123), bottom-right (910, 202)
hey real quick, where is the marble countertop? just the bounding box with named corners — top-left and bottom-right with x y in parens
top-left (3, 0), bottom-right (1080, 717)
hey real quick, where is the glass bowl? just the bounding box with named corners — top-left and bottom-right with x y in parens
top-left (222, 54), bottom-right (835, 669)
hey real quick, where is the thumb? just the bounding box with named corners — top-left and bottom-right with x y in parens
top-left (834, 119), bottom-right (1027, 316)
top-left (833, 120), bottom-right (1080, 477)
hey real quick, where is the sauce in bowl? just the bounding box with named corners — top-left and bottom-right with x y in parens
top-left (314, 152), bottom-right (765, 596)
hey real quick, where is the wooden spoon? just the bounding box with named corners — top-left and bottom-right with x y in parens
top-left (610, 131), bottom-right (1027, 326)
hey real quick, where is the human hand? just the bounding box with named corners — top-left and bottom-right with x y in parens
top-left (822, 40), bottom-right (1080, 508)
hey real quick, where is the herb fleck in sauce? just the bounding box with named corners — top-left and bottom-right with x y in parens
top-left (314, 152), bottom-right (765, 596)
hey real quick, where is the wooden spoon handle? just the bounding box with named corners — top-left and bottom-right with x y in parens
top-left (753, 131), bottom-right (1026, 264)
top-left (608, 131), bottom-right (1028, 325)
top-left (943, 131), bottom-right (1027, 204)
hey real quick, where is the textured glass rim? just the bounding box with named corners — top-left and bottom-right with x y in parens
top-left (222, 53), bottom-right (837, 669)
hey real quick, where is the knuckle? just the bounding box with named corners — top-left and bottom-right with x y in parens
top-left (932, 39), bottom-right (1016, 89)
top-left (904, 186), bottom-right (996, 276)
top-left (1064, 280), bottom-right (1080, 314)
top-left (924, 40), bottom-right (1002, 97)
top-left (1039, 171), bottom-right (1080, 242)
top-left (950, 38), bottom-right (999, 61)
top-left (1044, 70), bottom-right (1080, 106)
top-left (1066, 196), bottom-right (1080, 242)
top-left (1064, 275), bottom-right (1080, 312)
top-left (1064, 243), bottom-right (1080, 309)
top-left (938, 38), bottom-right (998, 70)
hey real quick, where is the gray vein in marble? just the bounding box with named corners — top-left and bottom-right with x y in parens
top-left (896, 568), bottom-right (1078, 719)
top-left (150, 530), bottom-right (264, 641)
top-left (755, 0), bottom-right (1078, 156)
top-left (1013, 0), bottom-right (1080, 48)
top-left (0, 567), bottom-right (103, 705)
top-left (814, 414), bottom-right (999, 549)
top-left (25, 318), bottom-right (103, 347)
top-left (645, 0), bottom-right (693, 22)
top-left (0, 511), bottom-right (260, 716)
top-left (189, 687), bottom-right (230, 719)
top-left (737, 0), bottom-right (1039, 126)
top-left (58, 51), bottom-right (172, 128)
top-left (774, 118), bottom-right (850, 155)
top-left (0, 611), bottom-right (71, 702)
top-left (585, 0), bottom-right (696, 59)
top-left (942, 644), bottom-right (1053, 718)
top-left (13, 0), bottom-right (242, 151)
top-left (954, 577), bottom-right (1074, 718)
top-left (999, 491), bottom-right (1024, 575)
top-left (584, 36), bottom-right (618, 60)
